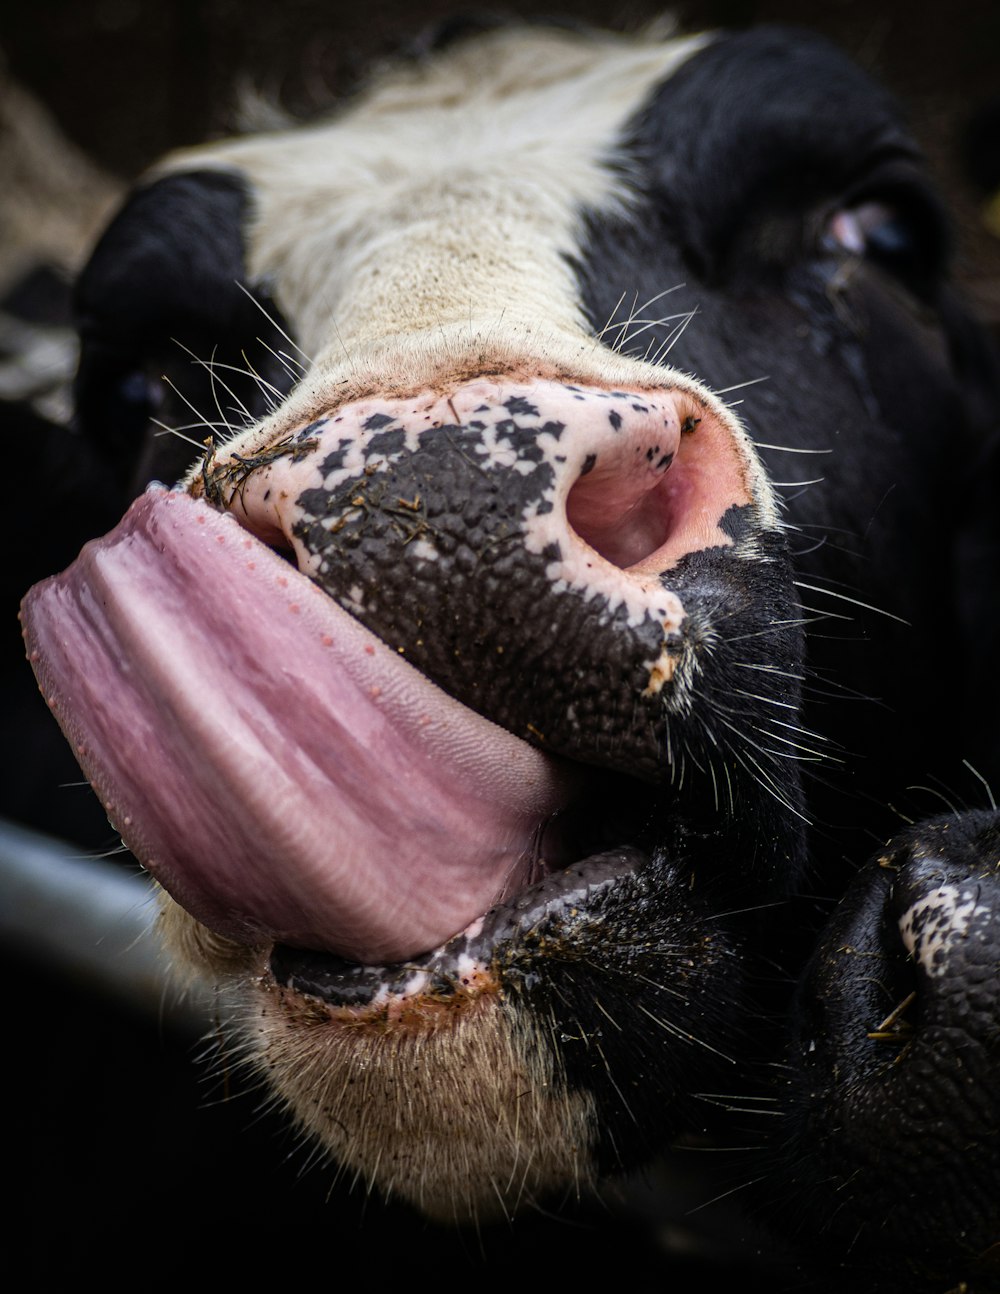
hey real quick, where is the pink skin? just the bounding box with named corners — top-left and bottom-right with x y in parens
top-left (221, 380), bottom-right (749, 599)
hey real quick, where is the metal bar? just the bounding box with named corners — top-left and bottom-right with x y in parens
top-left (0, 815), bottom-right (213, 1029)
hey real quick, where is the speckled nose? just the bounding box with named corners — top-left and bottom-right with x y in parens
top-left (205, 376), bottom-right (759, 776)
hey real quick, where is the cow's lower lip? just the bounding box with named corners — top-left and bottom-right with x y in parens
top-left (269, 844), bottom-right (646, 1007)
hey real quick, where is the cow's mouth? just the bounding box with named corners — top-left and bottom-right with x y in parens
top-left (21, 488), bottom-right (678, 979)
top-left (21, 377), bottom-right (774, 996)
top-left (268, 844), bottom-right (646, 1010)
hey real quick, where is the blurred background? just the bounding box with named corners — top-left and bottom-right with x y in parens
top-left (2, 1), bottom-right (998, 1286)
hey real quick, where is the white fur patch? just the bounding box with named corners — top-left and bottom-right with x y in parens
top-left (160, 28), bottom-right (710, 364)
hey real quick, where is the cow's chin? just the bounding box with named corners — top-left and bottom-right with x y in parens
top-left (155, 790), bottom-right (731, 1223)
top-left (158, 890), bottom-right (603, 1222)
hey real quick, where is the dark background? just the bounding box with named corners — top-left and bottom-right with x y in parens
top-left (3, 2), bottom-right (998, 1288)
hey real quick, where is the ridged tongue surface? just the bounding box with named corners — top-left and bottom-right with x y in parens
top-left (21, 488), bottom-right (578, 963)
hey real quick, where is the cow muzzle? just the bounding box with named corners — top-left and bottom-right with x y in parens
top-left (22, 368), bottom-right (800, 970)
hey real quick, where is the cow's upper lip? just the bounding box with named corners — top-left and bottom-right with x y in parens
top-left (22, 485), bottom-right (641, 965)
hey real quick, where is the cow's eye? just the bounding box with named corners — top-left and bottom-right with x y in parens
top-left (826, 201), bottom-right (910, 258)
top-left (822, 189), bottom-right (947, 290)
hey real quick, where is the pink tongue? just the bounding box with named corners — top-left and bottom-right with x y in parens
top-left (21, 488), bottom-right (577, 963)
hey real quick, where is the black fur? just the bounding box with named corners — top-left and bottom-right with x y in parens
top-left (573, 31), bottom-right (1000, 1286)
top-left (75, 170), bottom-right (295, 494)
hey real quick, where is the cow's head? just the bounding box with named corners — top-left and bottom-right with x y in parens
top-left (21, 21), bottom-right (1000, 1274)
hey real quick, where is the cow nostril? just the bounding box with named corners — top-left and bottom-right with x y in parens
top-left (561, 402), bottom-right (753, 578)
top-left (566, 449), bottom-right (680, 570)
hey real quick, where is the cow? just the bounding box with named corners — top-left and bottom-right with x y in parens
top-left (19, 19), bottom-right (1000, 1291)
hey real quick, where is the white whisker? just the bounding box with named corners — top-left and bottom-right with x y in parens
top-left (234, 280), bottom-right (314, 365)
